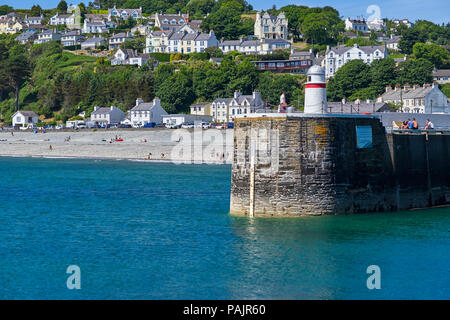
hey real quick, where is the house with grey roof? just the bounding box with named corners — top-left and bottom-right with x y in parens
top-left (82, 20), bottom-right (108, 34)
top-left (386, 35), bottom-right (401, 51)
top-left (254, 11), bottom-right (288, 40)
top-left (219, 38), bottom-right (290, 55)
top-left (49, 12), bottom-right (75, 26)
top-left (211, 91), bottom-right (264, 123)
top-left (80, 36), bottom-right (106, 50)
top-left (109, 48), bottom-right (153, 67)
top-left (432, 69), bottom-right (450, 84)
top-left (324, 43), bottom-right (388, 78)
top-left (34, 29), bottom-right (61, 44)
top-left (24, 14), bottom-right (44, 25)
top-left (61, 30), bottom-right (85, 46)
top-left (16, 30), bottom-right (37, 44)
top-left (109, 32), bottom-right (133, 50)
top-left (130, 97), bottom-right (167, 126)
top-left (154, 12), bottom-right (188, 31)
top-left (90, 106), bottom-right (125, 125)
top-left (108, 6), bottom-right (142, 20)
top-left (345, 17), bottom-right (368, 32)
top-left (12, 111), bottom-right (39, 128)
top-left (377, 83), bottom-right (449, 113)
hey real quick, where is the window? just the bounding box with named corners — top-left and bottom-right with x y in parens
top-left (347, 52), bottom-right (350, 57)
top-left (330, 52), bottom-right (333, 58)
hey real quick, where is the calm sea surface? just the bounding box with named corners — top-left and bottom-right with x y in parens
top-left (0, 157), bottom-right (448, 299)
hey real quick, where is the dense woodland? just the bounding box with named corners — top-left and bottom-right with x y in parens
top-left (0, 1), bottom-right (449, 124)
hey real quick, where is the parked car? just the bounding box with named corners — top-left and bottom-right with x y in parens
top-left (216, 123), bottom-right (227, 129)
top-left (118, 123), bottom-right (132, 128)
top-left (181, 123), bottom-right (194, 129)
top-left (142, 122), bottom-right (156, 128)
top-left (227, 122), bottom-right (234, 129)
top-left (165, 123), bottom-right (181, 129)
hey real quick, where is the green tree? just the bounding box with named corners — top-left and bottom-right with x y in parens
top-left (398, 28), bottom-right (426, 54)
top-left (30, 5), bottom-right (43, 17)
top-left (369, 58), bottom-right (397, 94)
top-left (1, 46), bottom-right (31, 110)
top-left (57, 0), bottom-right (68, 13)
top-left (327, 60), bottom-right (371, 101)
top-left (157, 72), bottom-right (195, 113)
top-left (0, 5), bottom-right (13, 15)
top-left (396, 58), bottom-right (433, 85)
top-left (412, 42), bottom-right (449, 68)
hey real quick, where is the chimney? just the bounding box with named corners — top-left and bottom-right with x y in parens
top-left (385, 85), bottom-right (392, 92)
top-left (153, 97), bottom-right (161, 107)
top-left (94, 106), bottom-right (99, 111)
top-left (110, 106), bottom-right (115, 110)
top-left (326, 45), bottom-right (330, 51)
top-left (136, 98), bottom-right (143, 106)
top-left (252, 90), bottom-right (261, 101)
top-left (234, 90), bottom-right (242, 99)
top-left (341, 98), bottom-right (346, 104)
top-left (353, 43), bottom-right (359, 48)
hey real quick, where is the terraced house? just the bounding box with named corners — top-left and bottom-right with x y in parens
top-left (324, 44), bottom-right (388, 78)
top-left (0, 17), bottom-right (24, 34)
top-left (34, 29), bottom-right (61, 44)
top-left (109, 32), bottom-right (133, 50)
top-left (145, 29), bottom-right (218, 54)
top-left (219, 38), bottom-right (290, 55)
top-left (61, 30), bottom-right (85, 47)
top-left (377, 84), bottom-right (449, 113)
top-left (211, 91), bottom-right (265, 123)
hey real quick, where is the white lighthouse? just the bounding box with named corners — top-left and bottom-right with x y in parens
top-left (304, 65), bottom-right (327, 114)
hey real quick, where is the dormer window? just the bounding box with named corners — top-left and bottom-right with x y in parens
top-left (171, 19), bottom-right (176, 25)
top-left (163, 19), bottom-right (168, 24)
top-left (330, 52), bottom-right (333, 58)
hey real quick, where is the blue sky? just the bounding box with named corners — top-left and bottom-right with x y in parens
top-left (4, 0), bottom-right (449, 24)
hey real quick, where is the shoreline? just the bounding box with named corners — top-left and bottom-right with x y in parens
top-left (0, 129), bottom-right (234, 164)
top-left (0, 153), bottom-right (231, 165)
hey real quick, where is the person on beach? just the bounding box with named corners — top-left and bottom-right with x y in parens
top-left (161, 153), bottom-right (164, 159)
top-left (49, 145), bottom-right (52, 151)
top-left (412, 118), bottom-right (419, 130)
top-left (147, 153), bottom-right (152, 160)
top-left (425, 119), bottom-right (434, 130)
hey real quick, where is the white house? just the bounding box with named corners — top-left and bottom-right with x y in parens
top-left (61, 30), bottom-right (85, 46)
top-left (211, 91), bottom-right (265, 123)
top-left (82, 20), bottom-right (108, 34)
top-left (49, 13), bottom-right (75, 26)
top-left (90, 106), bottom-right (125, 125)
top-left (433, 69), bottom-right (450, 84)
top-left (80, 36), bottom-right (106, 50)
top-left (109, 48), bottom-right (152, 67)
top-left (154, 13), bottom-right (188, 31)
top-left (254, 11), bottom-right (288, 40)
top-left (12, 111), bottom-right (39, 128)
top-left (378, 83), bottom-right (449, 113)
top-left (34, 29), bottom-right (61, 44)
top-left (162, 114), bottom-right (212, 126)
top-left (392, 19), bottom-right (414, 28)
top-left (24, 14), bottom-right (44, 25)
top-left (324, 44), bottom-right (388, 78)
top-left (367, 18), bottom-right (386, 31)
top-left (130, 97), bottom-right (168, 127)
top-left (345, 17), bottom-right (369, 32)
top-left (218, 38), bottom-right (290, 55)
top-left (108, 6), bottom-right (142, 20)
top-left (386, 35), bottom-right (401, 51)
top-left (109, 32), bottom-right (133, 50)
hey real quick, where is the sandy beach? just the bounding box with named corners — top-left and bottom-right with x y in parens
top-left (0, 128), bottom-right (234, 164)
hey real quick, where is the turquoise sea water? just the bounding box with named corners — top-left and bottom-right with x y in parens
top-left (0, 157), bottom-right (448, 300)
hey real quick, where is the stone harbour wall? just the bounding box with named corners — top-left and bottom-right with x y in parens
top-left (230, 115), bottom-right (450, 216)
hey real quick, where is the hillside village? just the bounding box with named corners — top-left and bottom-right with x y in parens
top-left (0, 0), bottom-right (449, 128)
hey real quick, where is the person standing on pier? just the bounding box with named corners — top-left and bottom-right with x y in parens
top-left (278, 91), bottom-right (287, 113)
